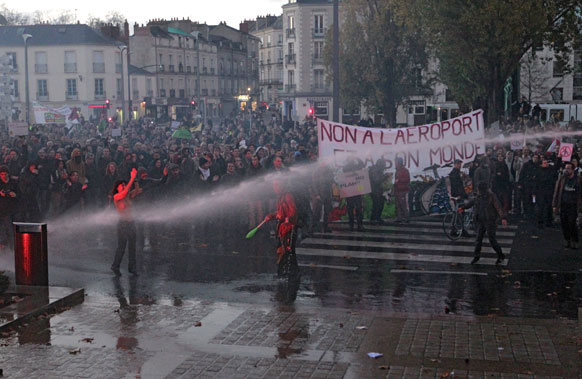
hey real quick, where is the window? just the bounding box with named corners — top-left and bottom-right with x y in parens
top-left (37, 79), bottom-right (48, 98)
top-left (11, 79), bottom-right (18, 98)
top-left (278, 34), bottom-right (283, 45)
top-left (314, 15), bottom-right (324, 35)
top-left (574, 75), bottom-right (582, 100)
top-left (146, 78), bottom-right (152, 97)
top-left (66, 79), bottom-right (77, 98)
top-left (553, 60), bottom-right (564, 77)
top-left (314, 69), bottom-right (324, 89)
top-left (34, 52), bottom-right (47, 73)
top-left (94, 78), bottom-right (105, 97)
top-left (93, 51), bottom-right (105, 73)
top-left (64, 51), bottom-right (76, 73)
top-left (288, 42), bottom-right (294, 55)
top-left (288, 70), bottom-right (294, 85)
top-left (550, 87), bottom-right (563, 101)
top-left (115, 52), bottom-right (122, 73)
top-left (288, 16), bottom-right (294, 29)
top-left (6, 52), bottom-right (16, 71)
top-left (314, 41), bottom-right (323, 60)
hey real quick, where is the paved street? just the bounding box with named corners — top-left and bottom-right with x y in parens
top-left (0, 216), bottom-right (581, 378)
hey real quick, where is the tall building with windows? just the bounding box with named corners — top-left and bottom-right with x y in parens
top-left (281, 0), bottom-right (336, 121)
top-left (0, 24), bottom-right (127, 122)
top-left (248, 15), bottom-right (284, 110)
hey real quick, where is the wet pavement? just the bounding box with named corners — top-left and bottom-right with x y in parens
top-left (0, 216), bottom-right (581, 378)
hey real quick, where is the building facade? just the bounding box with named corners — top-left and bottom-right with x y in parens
top-left (281, 0), bottom-right (336, 121)
top-left (248, 16), bottom-right (284, 109)
top-left (0, 24), bottom-right (128, 123)
top-left (131, 18), bottom-right (259, 120)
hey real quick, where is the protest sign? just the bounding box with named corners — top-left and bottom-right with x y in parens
top-left (335, 168), bottom-right (371, 198)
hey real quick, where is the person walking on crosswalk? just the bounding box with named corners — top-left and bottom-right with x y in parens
top-left (459, 181), bottom-right (508, 265)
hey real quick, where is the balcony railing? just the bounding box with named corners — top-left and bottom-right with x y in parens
top-left (311, 84), bottom-right (330, 93)
top-left (93, 63), bottom-right (105, 73)
top-left (201, 89), bottom-right (208, 96)
top-left (65, 92), bottom-right (78, 100)
top-left (286, 54), bottom-right (296, 65)
top-left (186, 66), bottom-right (191, 73)
top-left (64, 63), bottom-right (77, 73)
top-left (36, 92), bottom-right (49, 101)
top-left (285, 84), bottom-right (296, 92)
top-left (312, 28), bottom-right (326, 38)
top-left (159, 89), bottom-right (166, 97)
top-left (115, 63), bottom-right (122, 73)
top-left (159, 65), bottom-right (165, 72)
top-left (35, 64), bottom-right (47, 74)
top-left (169, 65), bottom-right (175, 72)
top-left (313, 56), bottom-right (324, 65)
top-left (286, 28), bottom-right (295, 38)
top-left (94, 93), bottom-right (106, 100)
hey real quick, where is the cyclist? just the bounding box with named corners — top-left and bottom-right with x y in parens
top-left (459, 181), bottom-right (507, 265)
top-left (264, 178), bottom-right (299, 278)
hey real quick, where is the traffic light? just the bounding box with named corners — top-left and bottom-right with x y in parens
top-left (190, 99), bottom-right (197, 108)
top-left (107, 117), bottom-right (113, 122)
top-left (308, 107), bottom-right (314, 116)
top-left (105, 99), bottom-right (110, 108)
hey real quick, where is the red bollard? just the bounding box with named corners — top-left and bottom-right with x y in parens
top-left (13, 223), bottom-right (48, 286)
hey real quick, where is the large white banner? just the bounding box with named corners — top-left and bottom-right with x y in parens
top-left (318, 110), bottom-right (486, 176)
top-left (33, 103), bottom-right (74, 124)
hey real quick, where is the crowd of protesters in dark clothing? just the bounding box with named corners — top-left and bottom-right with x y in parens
top-left (1, 107), bottom-right (582, 254)
top-left (0, 112), bottom-right (330, 250)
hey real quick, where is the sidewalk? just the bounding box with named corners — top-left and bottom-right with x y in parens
top-left (0, 292), bottom-right (581, 378)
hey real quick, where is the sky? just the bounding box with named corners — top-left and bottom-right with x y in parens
top-left (2, 0), bottom-right (284, 29)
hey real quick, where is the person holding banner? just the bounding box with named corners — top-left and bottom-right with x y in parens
top-left (552, 163), bottom-right (582, 249)
top-left (394, 158), bottom-right (410, 224)
top-left (343, 155), bottom-right (365, 231)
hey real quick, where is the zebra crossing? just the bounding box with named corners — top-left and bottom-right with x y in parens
top-left (296, 218), bottom-right (518, 267)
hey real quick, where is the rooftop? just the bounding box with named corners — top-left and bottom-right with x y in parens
top-left (0, 24), bottom-right (123, 47)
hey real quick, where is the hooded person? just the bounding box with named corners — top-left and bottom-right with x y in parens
top-left (66, 148), bottom-right (86, 184)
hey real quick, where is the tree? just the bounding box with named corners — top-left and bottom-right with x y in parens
top-left (325, 0), bottom-right (429, 127)
top-left (0, 4), bottom-right (30, 25)
top-left (401, 0), bottom-right (582, 124)
top-left (520, 52), bottom-right (551, 103)
top-left (86, 11), bottom-right (126, 30)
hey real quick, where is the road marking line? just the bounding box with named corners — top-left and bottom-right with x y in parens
top-left (331, 225), bottom-right (516, 237)
top-left (296, 247), bottom-right (508, 266)
top-left (390, 269), bottom-right (488, 276)
top-left (301, 238), bottom-right (510, 255)
top-left (312, 232), bottom-right (514, 246)
top-left (298, 263), bottom-right (359, 271)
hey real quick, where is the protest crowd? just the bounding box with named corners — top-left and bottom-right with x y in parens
top-left (1, 103), bottom-right (582, 257)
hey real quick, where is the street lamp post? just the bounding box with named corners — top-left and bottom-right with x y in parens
top-left (22, 33), bottom-right (32, 125)
top-left (118, 45), bottom-right (127, 123)
top-left (247, 87), bottom-right (251, 129)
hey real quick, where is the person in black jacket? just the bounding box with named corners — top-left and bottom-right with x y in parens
top-left (519, 154), bottom-right (538, 218)
top-left (460, 182), bottom-right (508, 265)
top-left (449, 159), bottom-right (467, 199)
top-left (0, 165), bottom-right (18, 248)
top-left (535, 157), bottom-right (558, 228)
top-left (369, 158), bottom-right (388, 224)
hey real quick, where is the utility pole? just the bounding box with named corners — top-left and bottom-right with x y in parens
top-left (118, 45), bottom-right (127, 123)
top-left (332, 0), bottom-right (340, 123)
top-left (22, 34), bottom-right (32, 125)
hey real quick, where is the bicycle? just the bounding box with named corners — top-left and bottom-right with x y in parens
top-left (442, 197), bottom-right (475, 241)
